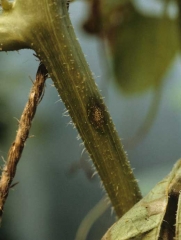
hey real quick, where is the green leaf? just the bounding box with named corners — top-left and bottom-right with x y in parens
top-left (109, 4), bottom-right (180, 94)
top-left (102, 159), bottom-right (181, 239)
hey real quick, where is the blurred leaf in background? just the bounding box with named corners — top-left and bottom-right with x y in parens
top-left (84, 0), bottom-right (180, 94)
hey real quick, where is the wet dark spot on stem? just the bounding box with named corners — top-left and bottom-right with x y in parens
top-left (87, 97), bottom-right (106, 134)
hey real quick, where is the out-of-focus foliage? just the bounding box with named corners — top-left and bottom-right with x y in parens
top-left (83, 0), bottom-right (180, 94)
top-left (109, 5), bottom-right (179, 94)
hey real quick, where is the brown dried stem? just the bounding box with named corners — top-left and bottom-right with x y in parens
top-left (0, 61), bottom-right (48, 221)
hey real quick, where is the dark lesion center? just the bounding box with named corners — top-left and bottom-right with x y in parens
top-left (87, 98), bottom-right (106, 133)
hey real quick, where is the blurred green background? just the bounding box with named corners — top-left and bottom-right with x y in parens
top-left (0, 0), bottom-right (181, 239)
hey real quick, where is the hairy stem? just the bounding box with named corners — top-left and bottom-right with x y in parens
top-left (27, 1), bottom-right (141, 217)
top-left (0, 0), bottom-right (142, 217)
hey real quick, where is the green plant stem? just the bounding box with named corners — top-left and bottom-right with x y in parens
top-left (0, 0), bottom-right (142, 217)
top-left (29, 1), bottom-right (141, 216)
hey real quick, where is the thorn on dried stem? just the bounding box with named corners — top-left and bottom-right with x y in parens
top-left (0, 61), bottom-right (48, 222)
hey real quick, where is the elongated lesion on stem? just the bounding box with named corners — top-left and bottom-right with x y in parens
top-left (87, 97), bottom-right (106, 134)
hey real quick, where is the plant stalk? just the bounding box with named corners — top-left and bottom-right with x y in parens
top-left (29, 1), bottom-right (142, 216)
top-left (0, 0), bottom-right (142, 217)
